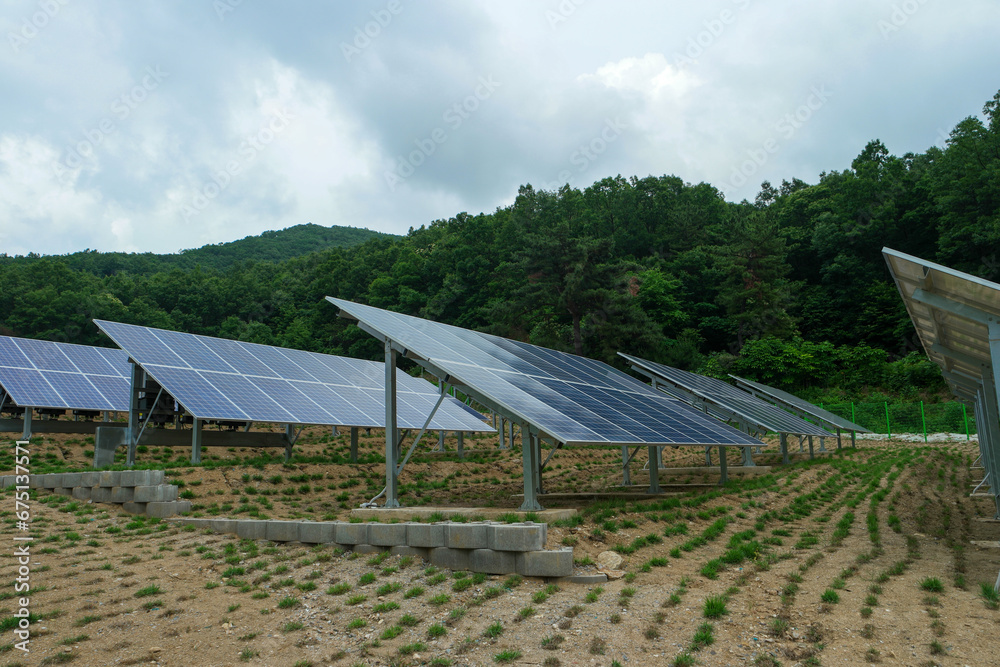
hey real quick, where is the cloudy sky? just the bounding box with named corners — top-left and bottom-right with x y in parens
top-left (1, 0), bottom-right (998, 256)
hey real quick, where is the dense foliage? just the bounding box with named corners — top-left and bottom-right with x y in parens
top-left (3, 91), bottom-right (999, 399)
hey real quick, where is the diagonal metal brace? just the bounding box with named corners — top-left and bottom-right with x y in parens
top-left (396, 389), bottom-right (448, 476)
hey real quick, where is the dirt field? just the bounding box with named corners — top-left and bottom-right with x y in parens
top-left (2, 428), bottom-right (999, 667)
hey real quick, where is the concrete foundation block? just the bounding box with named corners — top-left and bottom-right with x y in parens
top-left (389, 545), bottom-right (429, 559)
top-left (406, 523), bottom-right (446, 548)
top-left (27, 475), bottom-right (45, 489)
top-left (368, 522), bottom-right (408, 546)
top-left (169, 518), bottom-right (209, 528)
top-left (430, 547), bottom-right (472, 571)
top-left (119, 470), bottom-right (138, 487)
top-left (446, 522), bottom-right (490, 550)
top-left (81, 472), bottom-right (101, 487)
top-left (298, 522), bottom-right (337, 544)
top-left (0, 476), bottom-right (13, 489)
top-left (122, 501), bottom-right (147, 515)
top-left (42, 475), bottom-right (61, 489)
top-left (60, 472), bottom-right (84, 488)
top-left (471, 548), bottom-right (517, 574)
top-left (90, 487), bottom-right (113, 503)
top-left (97, 471), bottom-right (121, 488)
top-left (133, 485), bottom-right (178, 503)
top-left (334, 522), bottom-right (369, 545)
top-left (71, 487), bottom-right (92, 501)
top-left (516, 548), bottom-right (573, 578)
top-left (146, 501), bottom-right (191, 518)
top-left (53, 487), bottom-right (72, 496)
top-left (265, 520), bottom-right (301, 542)
top-left (94, 427), bottom-right (127, 469)
top-left (351, 544), bottom-right (387, 554)
top-left (235, 520), bottom-right (268, 540)
top-left (209, 519), bottom-right (238, 535)
top-left (111, 486), bottom-right (134, 503)
top-left (490, 523), bottom-right (546, 552)
top-left (563, 574), bottom-right (608, 584)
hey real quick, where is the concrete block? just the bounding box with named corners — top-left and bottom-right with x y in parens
top-left (265, 520), bottom-right (301, 542)
top-left (81, 472), bottom-right (100, 487)
top-left (209, 519), bottom-right (238, 535)
top-left (368, 522), bottom-right (407, 546)
top-left (124, 470), bottom-right (165, 486)
top-left (90, 487), bottom-right (113, 503)
top-left (446, 522), bottom-right (490, 550)
top-left (516, 548), bottom-right (573, 578)
top-left (298, 522), bottom-right (336, 544)
top-left (42, 475), bottom-right (61, 489)
top-left (119, 470), bottom-right (137, 487)
top-left (490, 523), bottom-right (546, 552)
top-left (60, 472), bottom-right (84, 488)
top-left (110, 486), bottom-right (134, 503)
top-left (0, 476), bottom-right (13, 489)
top-left (71, 487), bottom-right (92, 501)
top-left (389, 545), bottom-right (429, 560)
top-left (133, 485), bottom-right (178, 503)
top-left (564, 574), bottom-right (608, 584)
top-left (27, 475), bottom-right (45, 489)
top-left (148, 470), bottom-right (165, 485)
top-left (471, 548), bottom-right (517, 574)
top-left (235, 520), bottom-right (268, 540)
top-left (53, 487), bottom-right (72, 496)
top-left (94, 427), bottom-right (126, 469)
top-left (122, 501), bottom-right (147, 515)
top-left (406, 523), bottom-right (446, 548)
top-left (430, 547), bottom-right (472, 571)
top-left (334, 522), bottom-right (368, 545)
top-left (169, 518), bottom-right (210, 528)
top-left (351, 544), bottom-right (387, 554)
top-left (97, 471), bottom-right (121, 487)
top-left (146, 501), bottom-right (192, 518)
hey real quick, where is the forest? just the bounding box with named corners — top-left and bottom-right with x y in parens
top-left (1, 90), bottom-right (998, 403)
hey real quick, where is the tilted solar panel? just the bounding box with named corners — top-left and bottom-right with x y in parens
top-left (0, 335), bottom-right (130, 411)
top-left (729, 375), bottom-right (870, 433)
top-left (92, 320), bottom-right (489, 432)
top-left (619, 353), bottom-right (834, 437)
top-left (326, 298), bottom-right (763, 448)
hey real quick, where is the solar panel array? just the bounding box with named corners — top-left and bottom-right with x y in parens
top-left (327, 297), bottom-right (763, 447)
top-left (619, 353), bottom-right (834, 438)
top-left (0, 335), bottom-right (131, 412)
top-left (729, 375), bottom-right (871, 433)
top-left (93, 320), bottom-right (489, 432)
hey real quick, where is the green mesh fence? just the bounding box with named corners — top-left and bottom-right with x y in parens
top-left (819, 401), bottom-right (976, 439)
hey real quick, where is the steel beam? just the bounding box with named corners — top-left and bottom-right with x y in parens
top-left (384, 339), bottom-right (400, 508)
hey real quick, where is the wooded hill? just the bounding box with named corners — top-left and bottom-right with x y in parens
top-left (2, 90), bottom-right (998, 401)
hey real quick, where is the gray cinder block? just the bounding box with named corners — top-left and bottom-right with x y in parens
top-left (389, 545), bottom-right (429, 560)
top-left (406, 523), bottom-right (446, 548)
top-left (335, 522), bottom-right (369, 545)
top-left (490, 523), bottom-right (546, 552)
top-left (298, 522), bottom-right (337, 544)
top-left (42, 475), bottom-right (61, 489)
top-left (516, 548), bottom-right (573, 578)
top-left (98, 471), bottom-right (120, 488)
top-left (471, 548), bottom-right (517, 574)
top-left (265, 520), bottom-right (301, 542)
top-left (90, 487), bottom-right (113, 503)
top-left (133, 485), bottom-right (178, 503)
top-left (446, 522), bottom-right (490, 550)
top-left (71, 487), bottom-right (92, 501)
top-left (429, 547), bottom-right (472, 571)
top-left (235, 520), bottom-right (268, 540)
top-left (145, 501), bottom-right (192, 518)
top-left (351, 544), bottom-right (387, 554)
top-left (60, 472), bottom-right (84, 488)
top-left (368, 523), bottom-right (407, 546)
top-left (209, 519), bottom-right (238, 535)
top-left (81, 472), bottom-right (100, 487)
top-left (53, 487), bottom-right (72, 496)
top-left (122, 501), bottom-right (147, 515)
top-left (111, 486), bottom-right (134, 503)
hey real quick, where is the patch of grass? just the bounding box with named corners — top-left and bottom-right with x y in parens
top-left (820, 589), bottom-right (840, 604)
top-left (134, 585), bottom-right (163, 598)
top-left (691, 622), bottom-right (715, 651)
top-left (277, 596), bottom-right (300, 609)
top-left (920, 577), bottom-right (944, 593)
top-left (494, 649), bottom-right (522, 663)
top-left (327, 582), bottom-right (351, 595)
top-left (381, 625), bottom-right (403, 640)
top-left (703, 595), bottom-right (728, 618)
top-left (483, 621), bottom-right (504, 638)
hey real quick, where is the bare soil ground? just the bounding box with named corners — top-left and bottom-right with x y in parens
top-left (2, 428), bottom-right (999, 667)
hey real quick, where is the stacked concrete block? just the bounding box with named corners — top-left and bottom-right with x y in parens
top-left (369, 522), bottom-right (407, 546)
top-left (235, 520), bottom-right (268, 540)
top-left (516, 548), bottom-right (573, 577)
top-left (298, 522), bottom-right (337, 545)
top-left (265, 520), bottom-right (301, 543)
top-left (17, 471), bottom-right (187, 518)
top-left (335, 522), bottom-right (369, 545)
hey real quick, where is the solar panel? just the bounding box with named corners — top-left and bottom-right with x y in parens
top-left (729, 375), bottom-right (870, 433)
top-left (619, 353), bottom-right (834, 438)
top-left (327, 297), bottom-right (763, 448)
top-left (0, 336), bottom-right (131, 412)
top-left (92, 320), bottom-right (490, 432)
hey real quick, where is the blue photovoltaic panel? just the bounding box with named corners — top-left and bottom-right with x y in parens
top-left (0, 335), bottom-right (131, 411)
top-left (93, 320), bottom-right (490, 432)
top-left (327, 297), bottom-right (763, 448)
top-left (730, 375), bottom-right (871, 434)
top-left (620, 353), bottom-right (834, 438)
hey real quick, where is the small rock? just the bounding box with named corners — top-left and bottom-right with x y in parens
top-left (597, 551), bottom-right (623, 570)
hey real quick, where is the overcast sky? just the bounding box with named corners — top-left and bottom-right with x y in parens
top-left (1, 0), bottom-right (998, 256)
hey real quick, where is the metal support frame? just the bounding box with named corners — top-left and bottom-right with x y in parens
top-left (647, 446), bottom-right (661, 494)
top-left (779, 432), bottom-right (789, 464)
top-left (520, 427), bottom-right (543, 511)
top-left (836, 427), bottom-right (842, 450)
top-left (284, 424), bottom-right (302, 461)
top-left (705, 446), bottom-right (712, 466)
top-left (127, 362), bottom-right (143, 465)
top-left (436, 382), bottom-right (447, 452)
top-left (818, 436), bottom-right (827, 452)
top-left (457, 431), bottom-right (464, 458)
top-left (383, 340), bottom-right (400, 508)
top-left (718, 445), bottom-right (728, 485)
top-left (741, 445), bottom-right (755, 467)
top-left (807, 435), bottom-right (815, 459)
top-left (622, 445), bottom-right (641, 486)
top-left (498, 414), bottom-right (506, 449)
top-left (191, 418), bottom-right (203, 464)
top-left (350, 427), bottom-right (359, 463)
top-left (21, 408), bottom-right (31, 441)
